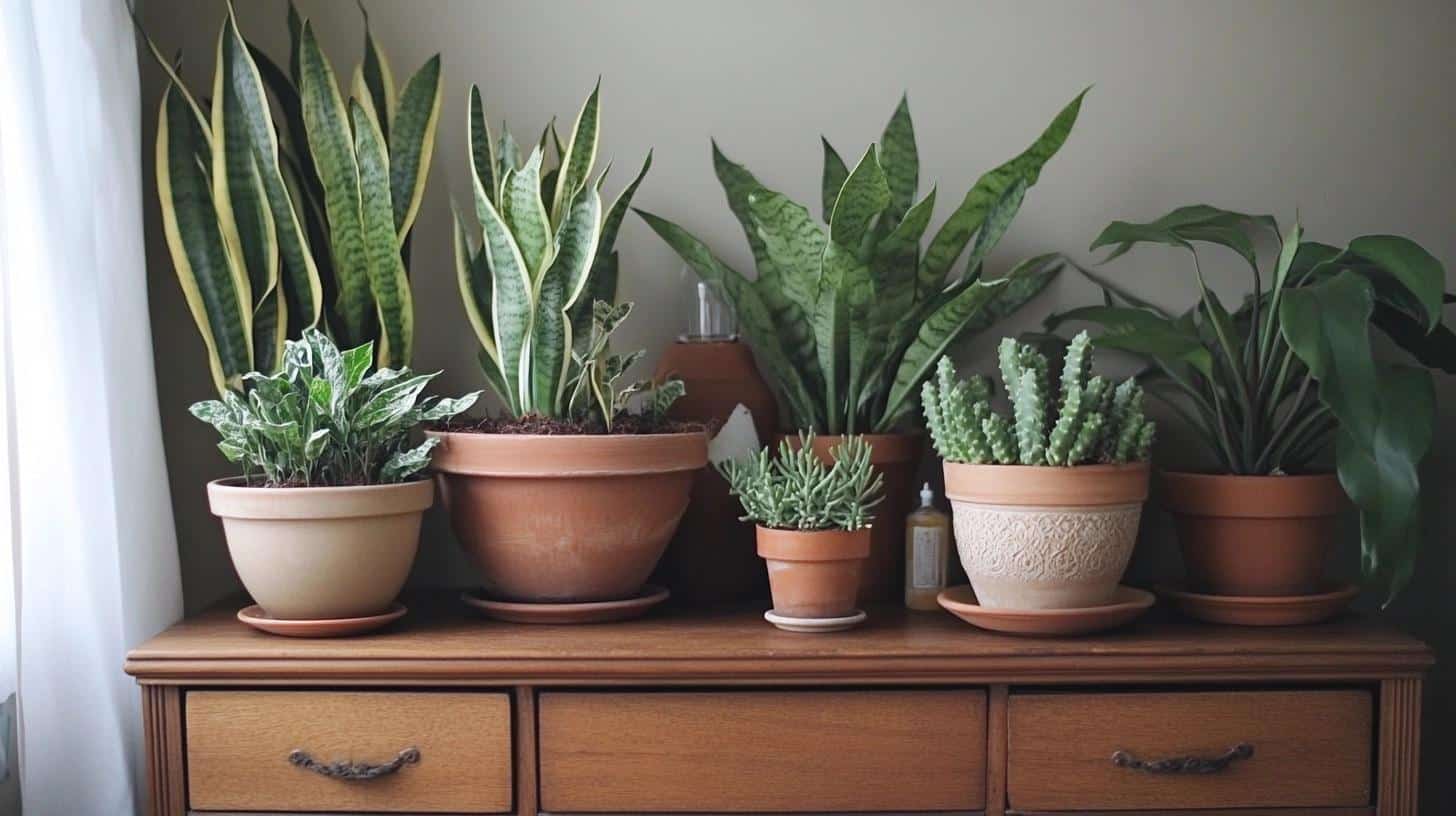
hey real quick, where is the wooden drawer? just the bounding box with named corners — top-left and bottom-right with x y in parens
top-left (539, 689), bottom-right (986, 812)
top-left (186, 691), bottom-right (512, 813)
top-left (1008, 689), bottom-right (1372, 811)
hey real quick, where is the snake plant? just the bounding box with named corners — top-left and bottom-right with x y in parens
top-left (639, 91), bottom-right (1086, 435)
top-left (454, 83), bottom-right (675, 431)
top-left (141, 1), bottom-right (441, 395)
top-left (1046, 206), bottom-right (1453, 601)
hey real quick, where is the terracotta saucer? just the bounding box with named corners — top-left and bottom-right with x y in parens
top-left (937, 585), bottom-right (1154, 637)
top-left (1158, 582), bottom-right (1359, 626)
top-left (237, 602), bottom-right (407, 638)
top-left (461, 584), bottom-right (670, 624)
top-left (763, 609), bottom-right (867, 633)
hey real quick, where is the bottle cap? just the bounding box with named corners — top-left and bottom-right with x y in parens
top-left (919, 482), bottom-right (934, 508)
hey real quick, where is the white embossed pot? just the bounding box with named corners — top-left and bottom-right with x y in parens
top-left (943, 462), bottom-right (1150, 610)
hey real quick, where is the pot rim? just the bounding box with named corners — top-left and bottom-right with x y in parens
top-left (206, 476), bottom-right (433, 520)
top-left (425, 428), bottom-right (708, 477)
top-left (1159, 469), bottom-right (1345, 517)
top-left (755, 525), bottom-right (872, 562)
top-left (943, 460), bottom-right (1150, 506)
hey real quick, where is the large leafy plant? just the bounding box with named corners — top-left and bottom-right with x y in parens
top-left (718, 434), bottom-right (885, 531)
top-left (454, 83), bottom-right (676, 431)
top-left (141, 2), bottom-right (441, 394)
top-left (638, 92), bottom-right (1087, 435)
top-left (1049, 206), bottom-right (1453, 600)
top-left (190, 330), bottom-right (479, 487)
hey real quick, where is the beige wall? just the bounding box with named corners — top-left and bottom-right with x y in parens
top-left (137, 0), bottom-right (1454, 806)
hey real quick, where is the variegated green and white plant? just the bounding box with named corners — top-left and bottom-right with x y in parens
top-left (638, 91), bottom-right (1087, 435)
top-left (190, 329), bottom-right (479, 487)
top-left (141, 1), bottom-right (441, 394)
top-left (454, 83), bottom-right (680, 431)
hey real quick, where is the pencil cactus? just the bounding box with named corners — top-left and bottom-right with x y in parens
top-left (923, 331), bottom-right (1154, 466)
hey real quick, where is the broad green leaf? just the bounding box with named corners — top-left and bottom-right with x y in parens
top-left (502, 148), bottom-right (552, 278)
top-left (357, 0), bottom-right (396, 137)
top-left (550, 79), bottom-right (601, 225)
top-left (453, 204), bottom-right (496, 365)
top-left (467, 85), bottom-right (498, 208)
top-left (351, 100), bottom-right (413, 367)
top-left (388, 54), bottom-right (442, 238)
top-left (1090, 205), bottom-right (1275, 267)
top-left (1347, 235), bottom-right (1446, 331)
top-left (356, 373), bottom-right (434, 429)
top-left (1049, 304), bottom-right (1214, 378)
top-left (820, 137), bottom-right (848, 223)
top-left (878, 94), bottom-right (918, 224)
top-left (473, 170), bottom-right (532, 414)
top-left (747, 188), bottom-right (824, 319)
top-left (828, 147), bottom-right (890, 250)
top-left (1279, 271), bottom-right (1379, 448)
top-left (1372, 301), bottom-right (1456, 374)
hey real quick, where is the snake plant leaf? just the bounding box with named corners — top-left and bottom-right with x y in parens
top-left (286, 0), bottom-right (304, 85)
top-left (551, 79), bottom-right (601, 225)
top-left (453, 204), bottom-right (496, 366)
top-left (958, 175), bottom-right (1028, 285)
top-left (558, 188), bottom-right (604, 312)
top-left (252, 286), bottom-right (286, 373)
top-left (918, 88), bottom-right (1086, 297)
top-left (473, 167), bottom-right (532, 415)
top-left (877, 94), bottom-right (918, 225)
top-left (498, 128), bottom-right (521, 180)
top-left (747, 188), bottom-right (824, 320)
top-left (298, 22), bottom-right (372, 347)
top-left (388, 54), bottom-right (441, 238)
top-left (596, 151), bottom-right (652, 268)
top-left (534, 189), bottom-right (602, 410)
top-left (570, 250), bottom-right (617, 348)
top-left (350, 100), bottom-right (413, 367)
top-left (503, 148), bottom-right (552, 278)
top-left (828, 146), bottom-right (890, 250)
top-left (820, 137), bottom-right (848, 223)
top-left (467, 85), bottom-right (498, 209)
top-left (814, 242), bottom-right (854, 433)
top-left (1346, 235), bottom-right (1446, 330)
top-left (711, 141), bottom-right (776, 279)
top-left (357, 0), bottom-right (396, 138)
top-left (158, 82), bottom-right (253, 394)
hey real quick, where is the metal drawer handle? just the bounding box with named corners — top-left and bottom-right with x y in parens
top-left (1112, 742), bottom-right (1253, 774)
top-left (288, 746), bottom-right (420, 780)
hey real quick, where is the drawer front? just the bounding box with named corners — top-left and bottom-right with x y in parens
top-left (186, 691), bottom-right (512, 813)
top-left (540, 689), bottom-right (986, 812)
top-left (1008, 689), bottom-right (1372, 811)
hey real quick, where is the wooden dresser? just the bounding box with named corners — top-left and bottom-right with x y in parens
top-left (125, 599), bottom-right (1433, 816)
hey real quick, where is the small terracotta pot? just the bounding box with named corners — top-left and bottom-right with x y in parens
top-left (780, 433), bottom-right (923, 602)
top-left (427, 431), bottom-right (707, 603)
top-left (206, 478), bottom-right (432, 620)
top-left (756, 526), bottom-right (870, 619)
top-left (943, 462), bottom-right (1150, 610)
top-left (1161, 472), bottom-right (1345, 597)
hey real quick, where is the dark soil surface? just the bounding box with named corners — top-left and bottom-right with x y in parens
top-left (434, 414), bottom-right (707, 436)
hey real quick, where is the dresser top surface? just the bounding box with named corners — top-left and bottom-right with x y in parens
top-left (126, 595), bottom-right (1431, 683)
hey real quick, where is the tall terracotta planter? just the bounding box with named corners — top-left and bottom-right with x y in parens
top-left (944, 462), bottom-right (1150, 609)
top-left (427, 431), bottom-right (707, 603)
top-left (785, 433), bottom-right (922, 602)
top-left (1161, 472), bottom-right (1345, 596)
top-left (651, 340), bottom-right (777, 602)
top-left (206, 478), bottom-right (432, 620)
top-left (757, 526), bottom-right (870, 618)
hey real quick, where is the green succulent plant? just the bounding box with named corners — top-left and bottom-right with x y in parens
top-left (717, 433), bottom-right (885, 531)
top-left (1047, 205), bottom-right (1454, 601)
top-left (190, 329), bottom-right (479, 487)
top-left (638, 91), bottom-right (1087, 435)
top-left (923, 331), bottom-right (1153, 466)
top-left (141, 2), bottom-right (441, 395)
top-left (453, 83), bottom-right (676, 431)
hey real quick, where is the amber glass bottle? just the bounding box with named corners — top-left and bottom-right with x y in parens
top-left (904, 483), bottom-right (951, 610)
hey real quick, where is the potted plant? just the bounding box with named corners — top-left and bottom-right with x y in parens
top-left (637, 91), bottom-right (1085, 600)
top-left (190, 330), bottom-right (478, 622)
top-left (141, 2), bottom-right (441, 390)
top-left (432, 83), bottom-right (706, 607)
top-left (921, 333), bottom-right (1154, 609)
top-left (718, 434), bottom-right (885, 629)
top-left (1053, 206), bottom-right (1452, 604)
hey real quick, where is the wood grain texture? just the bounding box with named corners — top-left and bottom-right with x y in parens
top-left (513, 686), bottom-right (536, 816)
top-left (1378, 676), bottom-right (1423, 816)
top-left (986, 685), bottom-right (1008, 816)
top-left (539, 689), bottom-right (987, 812)
top-left (1007, 689), bottom-right (1373, 811)
top-left (1008, 810), bottom-right (1373, 816)
top-left (142, 685), bottom-right (185, 816)
top-left (185, 691), bottom-right (512, 813)
top-left (125, 600), bottom-right (1434, 685)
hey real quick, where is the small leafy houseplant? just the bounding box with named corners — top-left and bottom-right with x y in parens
top-left (193, 330), bottom-right (478, 623)
top-left (430, 84), bottom-right (708, 609)
top-left (922, 333), bottom-right (1153, 610)
top-left (719, 434), bottom-right (885, 625)
top-left (1051, 206), bottom-right (1452, 603)
top-left (141, 2), bottom-right (441, 394)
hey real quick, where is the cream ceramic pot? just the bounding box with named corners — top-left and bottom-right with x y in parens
top-left (206, 478), bottom-right (433, 619)
top-left (943, 462), bottom-right (1150, 610)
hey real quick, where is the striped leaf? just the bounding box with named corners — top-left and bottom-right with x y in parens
top-left (498, 128), bottom-right (521, 181)
top-left (253, 286), bottom-right (286, 373)
top-left (351, 100), bottom-right (413, 366)
top-left (828, 147), bottom-right (890, 250)
top-left (473, 167), bottom-right (532, 414)
top-left (878, 94), bottom-right (918, 225)
top-left (286, 1), bottom-right (303, 85)
top-left (595, 150), bottom-right (651, 267)
top-left (531, 190), bottom-right (601, 411)
top-left (210, 19), bottom-right (276, 315)
top-left (710, 141), bottom-right (775, 282)
top-left (453, 204), bottom-right (496, 365)
top-left (747, 189), bottom-right (823, 320)
top-left (958, 175), bottom-right (1029, 286)
top-left (570, 250), bottom-right (617, 352)
top-left (501, 148), bottom-right (552, 279)
top-left (388, 54), bottom-right (441, 238)
top-left (357, 0), bottom-right (396, 138)
top-left (550, 79), bottom-right (600, 225)
top-left (467, 85), bottom-right (498, 209)
top-left (557, 188), bottom-right (603, 312)
top-left (820, 137), bottom-right (848, 223)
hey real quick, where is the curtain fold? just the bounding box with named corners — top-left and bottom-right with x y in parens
top-left (0, 0), bottom-right (185, 813)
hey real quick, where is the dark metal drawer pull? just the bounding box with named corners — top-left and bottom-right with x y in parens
top-left (288, 746), bottom-right (420, 780)
top-left (1112, 742), bottom-right (1253, 774)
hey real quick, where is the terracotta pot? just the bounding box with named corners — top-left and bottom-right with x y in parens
top-left (206, 478), bottom-right (432, 620)
top-left (427, 431), bottom-right (707, 603)
top-left (943, 462), bottom-right (1150, 610)
top-left (781, 433), bottom-right (923, 602)
top-left (1161, 472), bottom-right (1345, 596)
top-left (756, 526), bottom-right (870, 618)
top-left (651, 340), bottom-right (776, 602)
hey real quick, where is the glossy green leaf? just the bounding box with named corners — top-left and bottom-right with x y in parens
top-left (550, 79), bottom-right (600, 225)
top-left (473, 168), bottom-right (532, 415)
top-left (1049, 304), bottom-right (1214, 378)
top-left (388, 54), bottom-right (441, 238)
top-left (535, 189), bottom-right (602, 411)
top-left (1346, 235), bottom-right (1446, 330)
top-left (747, 188), bottom-right (824, 320)
top-left (827, 146), bottom-right (890, 250)
top-left (820, 137), bottom-right (848, 222)
top-left (357, 0), bottom-right (396, 137)
top-left (502, 148), bottom-right (552, 279)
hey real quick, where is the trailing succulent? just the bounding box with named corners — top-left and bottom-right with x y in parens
top-left (922, 332), bottom-right (1154, 466)
top-left (190, 329), bottom-right (479, 487)
top-left (717, 434), bottom-right (885, 532)
top-left (454, 83), bottom-right (680, 432)
top-left (639, 91), bottom-right (1087, 435)
top-left (140, 2), bottom-right (441, 394)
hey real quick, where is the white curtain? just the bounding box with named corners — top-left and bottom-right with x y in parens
top-left (0, 0), bottom-right (184, 813)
